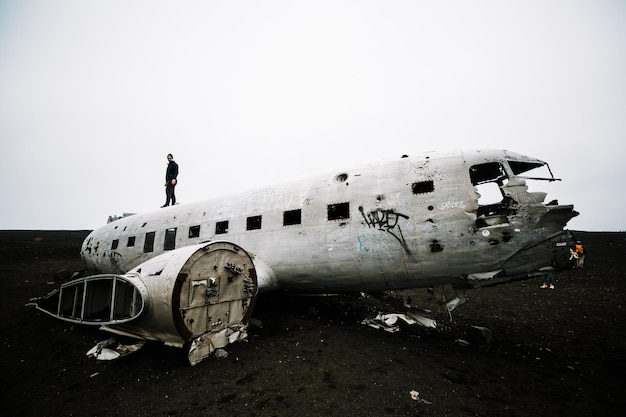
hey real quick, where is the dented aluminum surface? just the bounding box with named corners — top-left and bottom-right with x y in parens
top-left (33, 149), bottom-right (578, 364)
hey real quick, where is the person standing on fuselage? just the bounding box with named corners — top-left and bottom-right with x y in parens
top-left (161, 154), bottom-right (178, 208)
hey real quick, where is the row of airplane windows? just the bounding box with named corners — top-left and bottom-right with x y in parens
top-left (110, 202), bottom-right (352, 253)
top-left (109, 180), bottom-right (437, 253)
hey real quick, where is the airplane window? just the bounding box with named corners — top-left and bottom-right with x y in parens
top-left (412, 180), bottom-right (434, 194)
top-left (507, 160), bottom-right (555, 181)
top-left (508, 160), bottom-right (544, 176)
top-left (164, 228), bottom-right (177, 250)
top-left (328, 202), bottom-right (350, 220)
top-left (111, 239), bottom-right (119, 250)
top-left (143, 232), bottom-right (155, 253)
top-left (283, 209), bottom-right (302, 226)
top-left (216, 221), bottom-right (228, 235)
top-left (247, 215), bottom-right (262, 231)
top-left (469, 162), bottom-right (507, 185)
top-left (127, 236), bottom-right (135, 247)
top-left (189, 225), bottom-right (200, 238)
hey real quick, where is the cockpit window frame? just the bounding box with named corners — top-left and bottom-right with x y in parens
top-left (506, 160), bottom-right (560, 182)
top-left (469, 162), bottom-right (507, 186)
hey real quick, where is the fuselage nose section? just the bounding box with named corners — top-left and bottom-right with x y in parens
top-left (80, 231), bottom-right (100, 272)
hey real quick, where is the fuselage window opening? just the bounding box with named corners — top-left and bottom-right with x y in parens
top-left (189, 225), bottom-right (201, 238)
top-left (328, 202), bottom-right (350, 221)
top-left (412, 180), bottom-right (434, 194)
top-left (470, 162), bottom-right (507, 185)
top-left (283, 209), bottom-right (302, 226)
top-left (469, 162), bottom-right (514, 227)
top-left (470, 162), bottom-right (507, 205)
top-left (127, 236), bottom-right (135, 247)
top-left (143, 231), bottom-right (156, 253)
top-left (247, 215), bottom-right (262, 231)
top-left (507, 160), bottom-right (546, 176)
top-left (111, 239), bottom-right (119, 250)
top-left (164, 228), bottom-right (177, 251)
top-left (215, 221), bottom-right (229, 235)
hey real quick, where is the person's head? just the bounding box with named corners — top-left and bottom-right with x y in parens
top-left (167, 154), bottom-right (174, 161)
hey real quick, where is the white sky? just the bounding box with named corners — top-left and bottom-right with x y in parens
top-left (1, 0), bottom-right (624, 231)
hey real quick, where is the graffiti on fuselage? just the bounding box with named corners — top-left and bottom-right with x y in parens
top-left (358, 206), bottom-right (410, 252)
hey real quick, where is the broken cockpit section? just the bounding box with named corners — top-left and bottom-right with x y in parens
top-left (469, 153), bottom-right (566, 229)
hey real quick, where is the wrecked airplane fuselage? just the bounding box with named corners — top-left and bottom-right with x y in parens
top-left (32, 149), bottom-right (577, 364)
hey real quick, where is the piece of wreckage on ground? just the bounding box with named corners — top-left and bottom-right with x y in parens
top-left (28, 149), bottom-right (578, 365)
top-left (29, 242), bottom-right (258, 365)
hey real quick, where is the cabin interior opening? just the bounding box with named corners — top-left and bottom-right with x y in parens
top-left (247, 216), bottom-right (262, 231)
top-left (328, 202), bottom-right (350, 220)
top-left (144, 231), bottom-right (155, 253)
top-left (283, 209), bottom-right (302, 226)
top-left (216, 221), bottom-right (228, 234)
top-left (164, 228), bottom-right (177, 250)
top-left (189, 225), bottom-right (200, 238)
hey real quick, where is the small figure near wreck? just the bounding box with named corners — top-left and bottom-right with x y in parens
top-left (575, 241), bottom-right (586, 268)
top-left (162, 153), bottom-right (178, 208)
top-left (540, 272), bottom-right (555, 290)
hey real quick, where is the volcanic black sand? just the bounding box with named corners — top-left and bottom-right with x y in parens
top-left (1, 230), bottom-right (625, 416)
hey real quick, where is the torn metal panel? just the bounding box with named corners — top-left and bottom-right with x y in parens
top-left (86, 338), bottom-right (146, 361)
top-left (188, 324), bottom-right (247, 366)
top-left (362, 312), bottom-right (437, 332)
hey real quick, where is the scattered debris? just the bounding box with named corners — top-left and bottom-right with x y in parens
top-left (362, 313), bottom-right (417, 332)
top-left (455, 338), bottom-right (471, 347)
top-left (213, 348), bottom-right (229, 358)
top-left (362, 311), bottom-right (437, 333)
top-left (86, 338), bottom-right (146, 361)
top-left (409, 390), bottom-right (433, 404)
top-left (86, 338), bottom-right (119, 360)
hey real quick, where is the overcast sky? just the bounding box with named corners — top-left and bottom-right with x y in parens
top-left (1, 0), bottom-right (624, 231)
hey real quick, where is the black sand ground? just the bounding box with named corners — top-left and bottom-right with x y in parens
top-left (1, 230), bottom-right (625, 417)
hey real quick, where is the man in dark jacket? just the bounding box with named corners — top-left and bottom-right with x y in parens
top-left (162, 153), bottom-right (179, 207)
